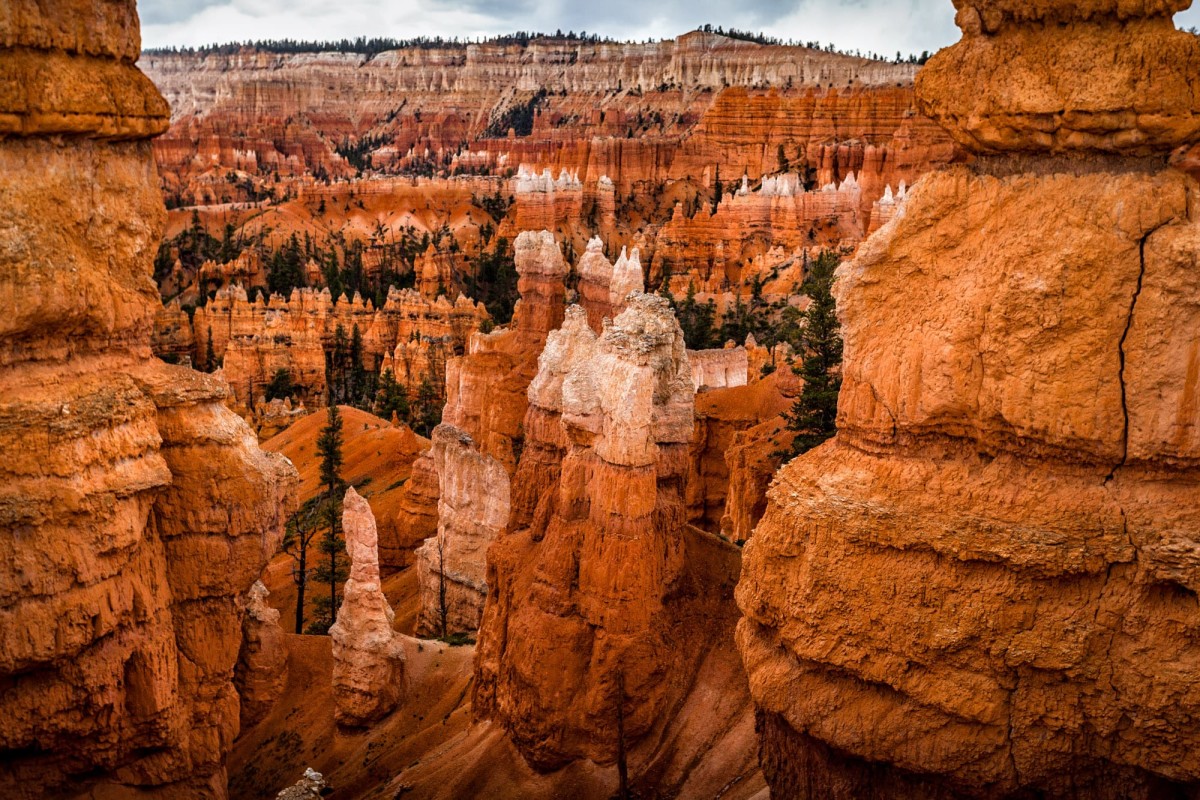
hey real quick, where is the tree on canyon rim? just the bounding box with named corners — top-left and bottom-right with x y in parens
top-left (785, 250), bottom-right (844, 456)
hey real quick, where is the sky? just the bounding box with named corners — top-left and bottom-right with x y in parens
top-left (140, 0), bottom-right (1200, 58)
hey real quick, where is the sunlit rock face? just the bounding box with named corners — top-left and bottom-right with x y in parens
top-left (473, 297), bottom-right (708, 769)
top-left (737, 1), bottom-right (1200, 798)
top-left (415, 424), bottom-right (511, 637)
top-left (0, 2), bottom-right (296, 797)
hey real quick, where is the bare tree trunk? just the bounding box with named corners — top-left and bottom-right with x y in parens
top-left (295, 535), bottom-right (306, 634)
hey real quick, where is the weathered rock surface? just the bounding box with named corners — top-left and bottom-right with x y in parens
top-left (0, 4), bottom-right (296, 797)
top-left (918, 0), bottom-right (1200, 154)
top-left (689, 374), bottom-right (794, 537)
top-left (738, 2), bottom-right (1200, 797)
top-left (236, 581), bottom-right (289, 729)
top-left (416, 425), bottom-right (511, 637)
top-left (387, 450), bottom-right (441, 569)
top-left (275, 767), bottom-right (325, 799)
top-left (475, 296), bottom-right (713, 769)
top-left (330, 488), bottom-right (406, 727)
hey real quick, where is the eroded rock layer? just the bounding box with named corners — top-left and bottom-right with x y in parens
top-left (415, 425), bottom-right (511, 637)
top-left (475, 297), bottom-right (732, 770)
top-left (737, 2), bottom-right (1200, 797)
top-left (0, 3), bottom-right (296, 797)
top-left (330, 488), bottom-right (407, 728)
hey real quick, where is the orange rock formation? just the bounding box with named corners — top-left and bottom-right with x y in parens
top-left (141, 35), bottom-right (960, 323)
top-left (143, 35), bottom-right (941, 195)
top-left (180, 284), bottom-right (488, 414)
top-left (737, 2), bottom-right (1200, 797)
top-left (330, 488), bottom-right (408, 727)
top-left (475, 296), bottom-right (723, 769)
top-left (236, 581), bottom-right (289, 729)
top-left (0, 3), bottom-right (296, 797)
top-left (415, 425), bottom-right (511, 637)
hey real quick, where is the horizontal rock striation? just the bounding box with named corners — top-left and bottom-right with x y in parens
top-left (738, 1), bottom-right (1200, 797)
top-left (0, 3), bottom-right (296, 797)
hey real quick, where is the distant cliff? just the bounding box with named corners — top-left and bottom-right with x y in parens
top-left (142, 32), bottom-right (950, 195)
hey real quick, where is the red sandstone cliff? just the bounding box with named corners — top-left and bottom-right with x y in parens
top-left (472, 297), bottom-right (759, 789)
top-left (143, 34), bottom-right (936, 194)
top-left (141, 34), bottom-right (958, 321)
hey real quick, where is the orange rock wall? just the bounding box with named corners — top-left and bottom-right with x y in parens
top-left (0, 4), bottom-right (296, 797)
top-left (736, 2), bottom-right (1200, 796)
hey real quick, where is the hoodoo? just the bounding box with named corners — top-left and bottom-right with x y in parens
top-left (0, 1), bottom-right (296, 797)
top-left (737, 1), bottom-right (1200, 797)
top-left (330, 487), bottom-right (407, 727)
top-left (474, 296), bottom-right (701, 767)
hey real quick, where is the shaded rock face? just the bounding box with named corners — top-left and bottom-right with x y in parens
top-left (385, 449), bottom-right (440, 569)
top-left (330, 488), bottom-right (406, 728)
top-left (474, 297), bottom-right (704, 770)
top-left (0, 3), bottom-right (296, 797)
top-left (416, 425), bottom-right (511, 637)
top-left (236, 581), bottom-right (289, 729)
top-left (737, 2), bottom-right (1200, 798)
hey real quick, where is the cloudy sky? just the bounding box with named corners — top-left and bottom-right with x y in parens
top-left (140, 0), bottom-right (1200, 57)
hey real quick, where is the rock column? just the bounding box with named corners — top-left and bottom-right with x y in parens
top-left (0, 3), bottom-right (296, 797)
top-left (737, 2), bottom-right (1200, 797)
top-left (330, 488), bottom-right (406, 727)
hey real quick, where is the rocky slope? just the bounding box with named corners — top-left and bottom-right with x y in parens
top-left (736, 1), bottom-right (1200, 797)
top-left (0, 2), bottom-right (296, 797)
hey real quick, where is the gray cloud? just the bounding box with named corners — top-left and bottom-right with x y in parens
top-left (139, 0), bottom-right (1200, 57)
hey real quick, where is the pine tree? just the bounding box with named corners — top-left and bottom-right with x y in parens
top-left (282, 495), bottom-right (322, 634)
top-left (328, 323), bottom-right (349, 402)
top-left (672, 283), bottom-right (719, 350)
top-left (307, 403), bottom-right (347, 635)
top-left (267, 234), bottom-right (305, 297)
top-left (413, 371), bottom-right (443, 437)
top-left (785, 251), bottom-right (844, 456)
top-left (348, 323), bottom-right (366, 403)
top-left (713, 165), bottom-right (722, 213)
top-left (373, 368), bottom-right (410, 421)
top-left (265, 368), bottom-right (295, 400)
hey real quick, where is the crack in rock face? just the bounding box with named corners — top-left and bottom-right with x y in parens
top-left (738, 1), bottom-right (1200, 797)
